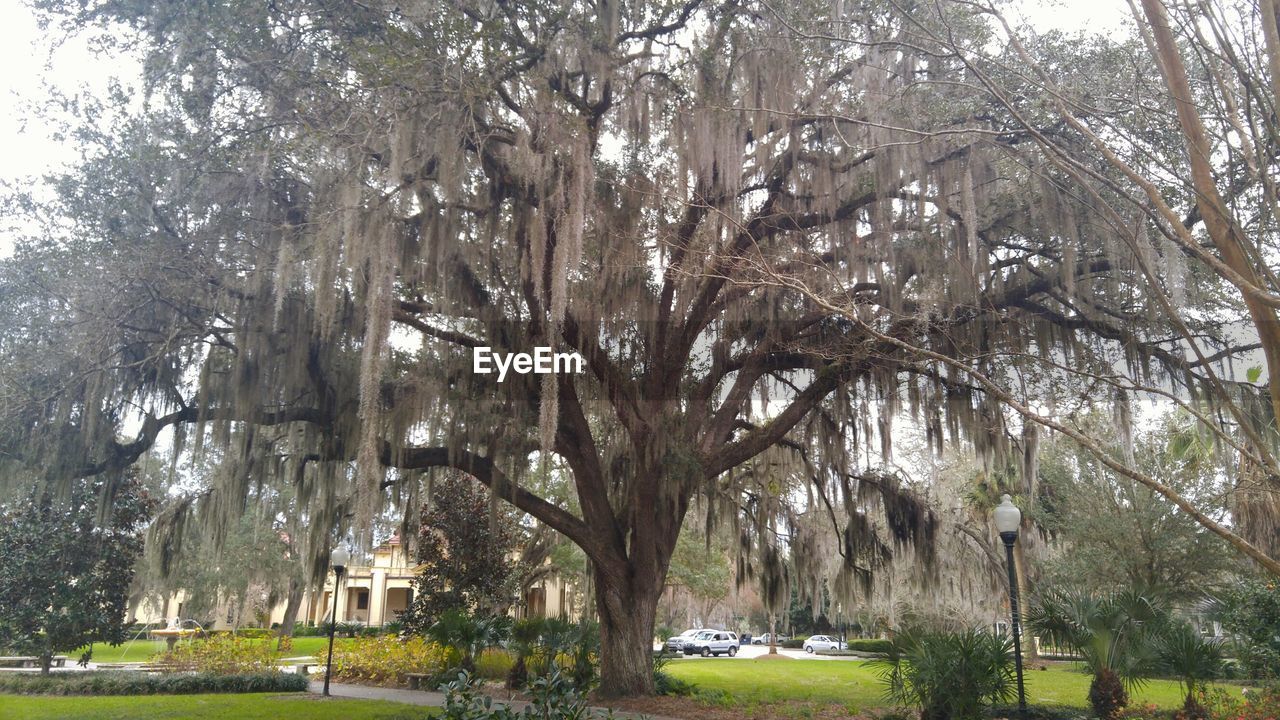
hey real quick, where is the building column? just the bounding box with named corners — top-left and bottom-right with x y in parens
top-left (368, 570), bottom-right (386, 627)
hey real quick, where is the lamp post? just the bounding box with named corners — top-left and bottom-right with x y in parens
top-left (994, 494), bottom-right (1028, 720)
top-left (323, 546), bottom-right (349, 697)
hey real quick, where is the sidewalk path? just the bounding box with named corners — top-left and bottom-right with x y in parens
top-left (307, 680), bottom-right (680, 719)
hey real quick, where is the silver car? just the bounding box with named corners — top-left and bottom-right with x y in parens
top-left (682, 630), bottom-right (740, 657)
top-left (664, 628), bottom-right (705, 653)
top-left (803, 635), bottom-right (846, 653)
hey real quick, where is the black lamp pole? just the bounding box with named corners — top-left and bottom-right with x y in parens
top-left (1000, 530), bottom-right (1028, 720)
top-left (323, 561), bottom-right (346, 697)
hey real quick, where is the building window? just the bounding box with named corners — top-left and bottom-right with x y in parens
top-left (356, 589), bottom-right (369, 610)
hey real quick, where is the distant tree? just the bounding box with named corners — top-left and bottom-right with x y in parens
top-left (1211, 578), bottom-right (1280, 680)
top-left (0, 469), bottom-right (154, 673)
top-left (1036, 413), bottom-right (1237, 602)
top-left (662, 520), bottom-right (734, 627)
top-left (401, 473), bottom-right (521, 633)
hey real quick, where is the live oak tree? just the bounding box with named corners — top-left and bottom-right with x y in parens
top-left (0, 469), bottom-right (154, 673)
top-left (1, 0), bottom-right (1268, 695)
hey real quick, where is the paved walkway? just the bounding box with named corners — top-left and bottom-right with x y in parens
top-left (307, 680), bottom-right (679, 719)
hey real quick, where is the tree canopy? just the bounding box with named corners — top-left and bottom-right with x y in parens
top-left (1, 0), bottom-right (1276, 695)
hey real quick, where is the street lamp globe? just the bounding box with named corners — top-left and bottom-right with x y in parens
top-left (993, 494), bottom-right (1021, 537)
top-left (330, 546), bottom-right (350, 572)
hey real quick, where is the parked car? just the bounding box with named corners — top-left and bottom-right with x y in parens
top-left (682, 630), bottom-right (740, 657)
top-left (803, 635), bottom-right (846, 653)
top-left (664, 628), bottom-right (707, 653)
top-left (752, 633), bottom-right (790, 645)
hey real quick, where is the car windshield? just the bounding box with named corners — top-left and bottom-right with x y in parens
top-left (696, 631), bottom-right (715, 639)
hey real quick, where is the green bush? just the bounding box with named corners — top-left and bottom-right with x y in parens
top-left (439, 668), bottom-right (613, 719)
top-left (330, 635), bottom-right (451, 685)
top-left (1213, 579), bottom-right (1280, 680)
top-left (873, 626), bottom-right (1015, 720)
top-left (336, 621), bottom-right (365, 638)
top-left (159, 635), bottom-right (278, 675)
top-left (1202, 685), bottom-right (1280, 720)
top-left (474, 648), bottom-right (515, 681)
top-left (0, 671), bottom-right (307, 695)
top-left (847, 639), bottom-right (894, 653)
top-left (234, 627), bottom-right (272, 639)
top-left (781, 637), bottom-right (806, 649)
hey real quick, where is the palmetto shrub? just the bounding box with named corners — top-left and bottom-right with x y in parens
top-left (873, 626), bottom-right (1016, 720)
top-left (1155, 623), bottom-right (1223, 719)
top-left (1026, 589), bottom-right (1166, 720)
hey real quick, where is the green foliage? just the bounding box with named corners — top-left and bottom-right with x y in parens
top-left (1154, 623), bottom-right (1223, 708)
top-left (0, 671), bottom-right (307, 695)
top-left (1035, 413), bottom-right (1236, 603)
top-left (0, 692), bottom-right (438, 719)
top-left (234, 628), bottom-right (273, 639)
top-left (401, 475), bottom-right (522, 634)
top-left (1201, 685), bottom-right (1280, 720)
top-left (1211, 579), bottom-right (1280, 680)
top-left (872, 626), bottom-right (1015, 720)
top-left (159, 634), bottom-right (278, 675)
top-left (502, 617), bottom-right (599, 691)
top-left (781, 638), bottom-right (807, 649)
top-left (0, 470), bottom-right (154, 672)
top-left (336, 621), bottom-right (366, 639)
top-left (474, 648), bottom-right (515, 681)
top-left (330, 635), bottom-right (451, 685)
top-left (424, 610), bottom-right (510, 674)
top-left (439, 668), bottom-right (615, 720)
top-left (847, 639), bottom-right (894, 653)
top-left (1027, 589), bottom-right (1166, 688)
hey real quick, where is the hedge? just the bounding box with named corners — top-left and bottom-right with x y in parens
top-left (846, 639), bottom-right (893, 654)
top-left (0, 671), bottom-right (308, 696)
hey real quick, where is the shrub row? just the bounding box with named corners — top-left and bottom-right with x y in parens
top-left (846, 638), bottom-right (894, 653)
top-left (0, 671), bottom-right (307, 696)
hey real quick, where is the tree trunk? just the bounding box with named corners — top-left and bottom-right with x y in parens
top-left (594, 569), bottom-right (659, 697)
top-left (768, 614), bottom-right (778, 655)
top-left (39, 652), bottom-right (52, 675)
top-left (277, 577), bottom-right (305, 651)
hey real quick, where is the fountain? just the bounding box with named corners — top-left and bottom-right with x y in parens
top-left (148, 618), bottom-right (200, 652)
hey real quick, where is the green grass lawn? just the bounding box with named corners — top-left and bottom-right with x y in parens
top-left (664, 658), bottom-right (1200, 712)
top-left (0, 692), bottom-right (438, 719)
top-left (76, 636), bottom-right (354, 664)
